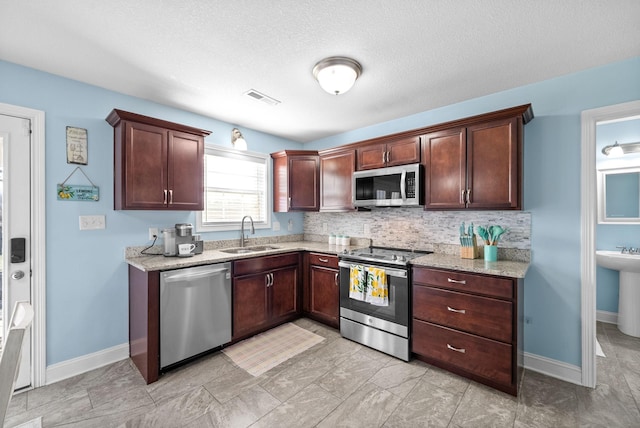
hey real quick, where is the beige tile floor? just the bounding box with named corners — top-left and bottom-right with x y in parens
top-left (4, 319), bottom-right (640, 427)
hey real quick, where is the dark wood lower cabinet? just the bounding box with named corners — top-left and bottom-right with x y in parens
top-left (232, 253), bottom-right (301, 341)
top-left (304, 252), bottom-right (340, 328)
top-left (412, 266), bottom-right (523, 396)
top-left (128, 266), bottom-right (160, 384)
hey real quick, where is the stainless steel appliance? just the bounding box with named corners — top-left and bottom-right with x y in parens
top-left (339, 246), bottom-right (431, 361)
top-left (163, 223), bottom-right (203, 257)
top-left (353, 163), bottom-right (423, 208)
top-left (160, 262), bottom-right (232, 369)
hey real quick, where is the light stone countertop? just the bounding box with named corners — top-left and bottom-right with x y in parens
top-left (125, 240), bottom-right (529, 278)
top-left (411, 252), bottom-right (529, 278)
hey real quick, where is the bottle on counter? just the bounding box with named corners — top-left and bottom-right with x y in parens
top-left (328, 234), bottom-right (336, 245)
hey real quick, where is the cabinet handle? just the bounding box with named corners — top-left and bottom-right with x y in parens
top-left (169, 189), bottom-right (173, 204)
top-left (447, 344), bottom-right (466, 354)
top-left (265, 273), bottom-right (270, 287)
top-left (447, 278), bottom-right (466, 285)
top-left (460, 189), bottom-right (465, 204)
top-left (269, 272), bottom-right (274, 287)
top-left (447, 306), bottom-right (466, 314)
top-left (163, 189), bottom-right (168, 204)
top-left (466, 188), bottom-right (471, 204)
top-left (288, 197), bottom-right (291, 209)
top-left (334, 273), bottom-right (339, 286)
top-left (386, 151), bottom-right (390, 163)
top-left (318, 257), bottom-right (329, 263)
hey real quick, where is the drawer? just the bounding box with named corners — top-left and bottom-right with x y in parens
top-left (412, 319), bottom-right (512, 386)
top-left (308, 252), bottom-right (339, 269)
top-left (413, 286), bottom-right (512, 342)
top-left (233, 252), bottom-right (300, 276)
top-left (413, 267), bottom-right (514, 299)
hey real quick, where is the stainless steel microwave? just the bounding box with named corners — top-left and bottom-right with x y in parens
top-left (352, 163), bottom-right (423, 208)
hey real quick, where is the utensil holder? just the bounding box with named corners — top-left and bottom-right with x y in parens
top-left (484, 245), bottom-right (498, 262)
top-left (460, 236), bottom-right (478, 259)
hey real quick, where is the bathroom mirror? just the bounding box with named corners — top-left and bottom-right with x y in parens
top-left (597, 166), bottom-right (640, 223)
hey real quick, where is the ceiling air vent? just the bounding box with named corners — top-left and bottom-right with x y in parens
top-left (244, 89), bottom-right (281, 106)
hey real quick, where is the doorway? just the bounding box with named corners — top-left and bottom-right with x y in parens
top-left (580, 99), bottom-right (640, 388)
top-left (0, 103), bottom-right (46, 390)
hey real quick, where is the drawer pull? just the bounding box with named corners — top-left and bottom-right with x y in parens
top-left (447, 344), bottom-right (466, 354)
top-left (447, 306), bottom-right (466, 314)
top-left (318, 257), bottom-right (329, 263)
top-left (447, 278), bottom-right (466, 285)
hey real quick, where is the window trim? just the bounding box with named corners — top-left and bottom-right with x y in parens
top-left (196, 144), bottom-right (271, 232)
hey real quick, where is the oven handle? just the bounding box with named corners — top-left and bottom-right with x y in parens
top-left (338, 261), bottom-right (408, 278)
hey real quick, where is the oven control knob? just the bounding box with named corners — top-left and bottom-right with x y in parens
top-left (391, 254), bottom-right (397, 260)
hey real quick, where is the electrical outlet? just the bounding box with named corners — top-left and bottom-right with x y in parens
top-left (288, 219), bottom-right (293, 231)
top-left (149, 227), bottom-right (159, 240)
top-left (79, 215), bottom-right (105, 230)
top-left (273, 221), bottom-right (280, 231)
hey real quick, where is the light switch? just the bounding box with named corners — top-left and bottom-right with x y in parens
top-left (79, 215), bottom-right (106, 230)
top-left (273, 221), bottom-right (280, 231)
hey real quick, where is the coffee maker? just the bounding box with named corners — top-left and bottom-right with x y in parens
top-left (163, 223), bottom-right (203, 256)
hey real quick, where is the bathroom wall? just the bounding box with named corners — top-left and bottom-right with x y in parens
top-left (595, 118), bottom-right (640, 315)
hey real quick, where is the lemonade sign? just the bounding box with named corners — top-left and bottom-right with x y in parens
top-left (57, 184), bottom-right (99, 201)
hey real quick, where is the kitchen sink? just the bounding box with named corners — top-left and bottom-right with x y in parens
top-left (220, 245), bottom-right (281, 254)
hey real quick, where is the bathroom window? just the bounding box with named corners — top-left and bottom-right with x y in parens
top-left (196, 145), bottom-right (270, 231)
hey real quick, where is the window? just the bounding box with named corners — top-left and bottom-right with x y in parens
top-left (196, 145), bottom-right (270, 231)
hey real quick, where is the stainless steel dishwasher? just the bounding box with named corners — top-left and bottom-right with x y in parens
top-left (160, 262), bottom-right (232, 369)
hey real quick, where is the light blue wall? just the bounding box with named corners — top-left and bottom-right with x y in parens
top-left (595, 119), bottom-right (640, 313)
top-left (0, 60), bottom-right (305, 365)
top-left (308, 56), bottom-right (640, 367)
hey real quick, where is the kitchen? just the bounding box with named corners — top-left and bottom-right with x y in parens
top-left (1, 2), bottom-right (640, 427)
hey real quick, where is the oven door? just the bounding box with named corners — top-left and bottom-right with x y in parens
top-left (338, 260), bottom-right (409, 335)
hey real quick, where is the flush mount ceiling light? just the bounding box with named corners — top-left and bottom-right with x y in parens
top-left (602, 140), bottom-right (640, 157)
top-left (313, 56), bottom-right (362, 95)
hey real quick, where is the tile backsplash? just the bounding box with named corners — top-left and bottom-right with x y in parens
top-left (305, 209), bottom-right (531, 251)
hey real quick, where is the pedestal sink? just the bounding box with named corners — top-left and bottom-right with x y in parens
top-left (596, 250), bottom-right (640, 337)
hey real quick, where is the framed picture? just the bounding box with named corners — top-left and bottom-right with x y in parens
top-left (66, 126), bottom-right (88, 165)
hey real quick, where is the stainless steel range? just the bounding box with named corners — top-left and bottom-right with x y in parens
top-left (338, 246), bottom-right (432, 361)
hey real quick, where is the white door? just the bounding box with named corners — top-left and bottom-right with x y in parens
top-left (0, 114), bottom-right (32, 389)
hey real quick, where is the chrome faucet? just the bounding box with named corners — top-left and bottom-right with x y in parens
top-left (617, 246), bottom-right (630, 254)
top-left (240, 216), bottom-right (255, 247)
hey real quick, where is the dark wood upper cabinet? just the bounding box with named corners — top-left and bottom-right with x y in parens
top-left (422, 105), bottom-right (532, 210)
top-left (271, 150), bottom-right (319, 212)
top-left (107, 109), bottom-right (211, 211)
top-left (319, 147), bottom-right (355, 212)
top-left (356, 136), bottom-right (420, 170)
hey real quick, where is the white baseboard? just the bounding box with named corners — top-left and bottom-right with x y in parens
top-left (596, 310), bottom-right (618, 324)
top-left (523, 352), bottom-right (582, 386)
top-left (45, 343), bottom-right (129, 385)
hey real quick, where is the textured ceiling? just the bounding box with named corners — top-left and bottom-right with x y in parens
top-left (1, 1), bottom-right (639, 143)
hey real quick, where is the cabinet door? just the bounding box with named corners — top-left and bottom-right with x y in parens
top-left (289, 156), bottom-right (319, 211)
top-left (422, 128), bottom-right (467, 209)
top-left (167, 130), bottom-right (204, 211)
top-left (233, 273), bottom-right (269, 339)
top-left (320, 149), bottom-right (355, 211)
top-left (466, 117), bottom-right (520, 209)
top-left (309, 265), bottom-right (339, 328)
top-left (386, 136), bottom-right (420, 167)
top-left (357, 142), bottom-right (387, 170)
top-left (123, 121), bottom-right (168, 209)
top-left (270, 266), bottom-right (299, 324)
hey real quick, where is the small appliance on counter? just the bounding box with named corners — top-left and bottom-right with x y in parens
top-left (163, 223), bottom-right (203, 257)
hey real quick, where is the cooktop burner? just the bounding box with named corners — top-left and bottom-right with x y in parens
top-left (341, 246), bottom-right (432, 266)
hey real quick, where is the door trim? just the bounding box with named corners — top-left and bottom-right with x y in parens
top-left (580, 99), bottom-right (640, 388)
top-left (0, 102), bottom-right (46, 389)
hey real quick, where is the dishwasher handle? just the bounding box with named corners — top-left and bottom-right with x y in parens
top-left (162, 266), bottom-right (229, 283)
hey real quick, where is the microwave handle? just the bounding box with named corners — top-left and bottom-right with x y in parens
top-left (400, 170), bottom-right (407, 200)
